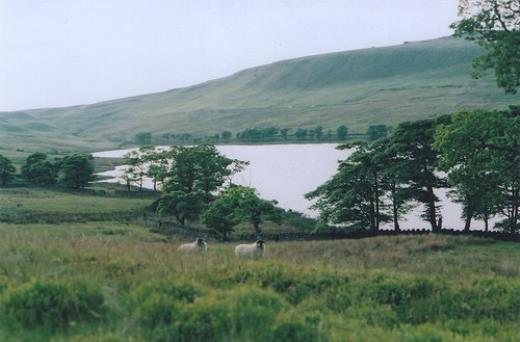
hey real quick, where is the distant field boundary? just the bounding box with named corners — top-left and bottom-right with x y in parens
top-left (0, 210), bottom-right (142, 224)
top-left (144, 214), bottom-right (520, 242)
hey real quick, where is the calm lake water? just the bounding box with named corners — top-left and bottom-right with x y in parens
top-left (93, 144), bottom-right (498, 230)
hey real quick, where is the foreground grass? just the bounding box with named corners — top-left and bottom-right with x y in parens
top-left (0, 222), bottom-right (518, 341)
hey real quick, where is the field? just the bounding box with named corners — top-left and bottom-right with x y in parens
top-left (0, 187), bottom-right (518, 341)
top-left (1, 37), bottom-right (520, 156)
top-left (0, 187), bottom-right (154, 224)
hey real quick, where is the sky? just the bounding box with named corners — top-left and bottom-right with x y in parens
top-left (0, 0), bottom-right (459, 111)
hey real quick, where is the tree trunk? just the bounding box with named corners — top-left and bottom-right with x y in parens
top-left (374, 174), bottom-right (380, 231)
top-left (126, 180), bottom-right (131, 192)
top-left (391, 187), bottom-right (400, 232)
top-left (427, 186), bottom-right (439, 232)
top-left (153, 179), bottom-right (157, 192)
top-left (369, 194), bottom-right (376, 232)
top-left (253, 221), bottom-right (261, 236)
top-left (513, 186), bottom-right (519, 227)
top-left (484, 214), bottom-right (489, 232)
top-left (464, 205), bottom-right (473, 232)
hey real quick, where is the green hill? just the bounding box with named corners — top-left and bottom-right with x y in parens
top-left (1, 36), bottom-right (519, 155)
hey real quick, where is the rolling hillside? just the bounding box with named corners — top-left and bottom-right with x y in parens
top-left (1, 36), bottom-right (519, 156)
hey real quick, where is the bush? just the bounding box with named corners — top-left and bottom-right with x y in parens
top-left (131, 280), bottom-right (199, 306)
top-left (2, 280), bottom-right (105, 330)
top-left (271, 311), bottom-right (325, 342)
top-left (135, 294), bottom-right (181, 330)
top-left (133, 286), bottom-right (286, 341)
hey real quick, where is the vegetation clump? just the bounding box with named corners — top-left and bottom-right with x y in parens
top-left (2, 280), bottom-right (105, 330)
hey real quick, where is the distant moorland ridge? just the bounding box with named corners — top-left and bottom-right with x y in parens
top-left (1, 36), bottom-right (519, 154)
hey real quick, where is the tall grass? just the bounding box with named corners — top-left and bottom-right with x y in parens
top-left (0, 222), bottom-right (518, 340)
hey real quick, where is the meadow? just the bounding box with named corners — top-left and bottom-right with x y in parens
top-left (0, 187), bottom-right (519, 341)
top-left (0, 187), bottom-right (153, 224)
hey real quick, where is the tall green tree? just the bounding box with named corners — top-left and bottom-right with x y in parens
top-left (307, 144), bottom-right (390, 232)
top-left (202, 192), bottom-right (241, 239)
top-left (0, 154), bottom-right (16, 186)
top-left (371, 138), bottom-right (414, 231)
top-left (58, 154), bottom-right (95, 189)
top-left (336, 125), bottom-right (349, 141)
top-left (135, 132), bottom-right (152, 145)
top-left (158, 190), bottom-right (205, 226)
top-left (139, 147), bottom-right (170, 191)
top-left (221, 131), bottom-right (232, 142)
top-left (21, 153), bottom-right (58, 185)
top-left (295, 128), bottom-right (308, 140)
top-left (225, 186), bottom-right (282, 236)
top-left (314, 126), bottom-right (324, 140)
top-left (158, 145), bottom-right (246, 225)
top-left (390, 118), bottom-right (449, 232)
top-left (451, 0), bottom-right (520, 93)
top-left (280, 128), bottom-right (290, 140)
top-left (435, 109), bottom-right (520, 232)
top-left (367, 124), bottom-right (388, 141)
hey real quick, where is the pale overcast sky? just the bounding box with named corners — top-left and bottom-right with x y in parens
top-left (0, 0), bottom-right (459, 111)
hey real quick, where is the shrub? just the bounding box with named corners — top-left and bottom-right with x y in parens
top-left (131, 280), bottom-right (199, 306)
top-left (2, 280), bottom-right (105, 330)
top-left (271, 311), bottom-right (325, 342)
top-left (135, 286), bottom-right (286, 341)
top-left (135, 294), bottom-right (181, 330)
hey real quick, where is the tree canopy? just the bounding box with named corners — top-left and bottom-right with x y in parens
top-left (0, 154), bottom-right (16, 186)
top-left (451, 0), bottom-right (520, 93)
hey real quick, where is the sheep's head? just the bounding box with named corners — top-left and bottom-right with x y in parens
top-left (196, 238), bottom-right (205, 246)
top-left (256, 240), bottom-right (265, 249)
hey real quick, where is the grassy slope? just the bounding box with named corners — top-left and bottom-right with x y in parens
top-left (1, 37), bottom-right (519, 155)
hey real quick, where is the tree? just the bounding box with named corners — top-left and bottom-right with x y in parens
top-left (336, 125), bottom-right (349, 141)
top-left (158, 144), bottom-right (246, 225)
top-left (314, 126), bottom-right (324, 140)
top-left (451, 0), bottom-right (520, 93)
top-left (58, 154), bottom-right (95, 189)
top-left (371, 138), bottom-right (414, 231)
top-left (164, 144), bottom-right (246, 201)
top-left (122, 166), bottom-right (137, 192)
top-left (135, 132), bottom-right (152, 145)
top-left (158, 190), bottom-right (205, 226)
top-left (223, 186), bottom-right (282, 236)
top-left (367, 124), bottom-right (388, 141)
top-left (202, 193), bottom-right (241, 239)
top-left (435, 109), bottom-right (520, 232)
top-left (0, 154), bottom-right (16, 186)
top-left (140, 147), bottom-right (170, 191)
top-left (295, 128), bottom-right (308, 140)
top-left (124, 150), bottom-right (147, 191)
top-left (280, 128), bottom-right (290, 140)
top-left (21, 153), bottom-right (58, 185)
top-left (390, 118), bottom-right (449, 232)
top-left (306, 143), bottom-right (391, 232)
top-left (221, 131), bottom-right (232, 142)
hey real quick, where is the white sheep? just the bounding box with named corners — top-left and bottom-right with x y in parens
top-left (235, 240), bottom-right (265, 259)
top-left (177, 238), bottom-right (207, 254)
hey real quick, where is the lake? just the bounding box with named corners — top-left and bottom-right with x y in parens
top-left (93, 144), bottom-right (498, 230)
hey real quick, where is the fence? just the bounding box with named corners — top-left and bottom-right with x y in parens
top-left (144, 212), bottom-right (520, 242)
